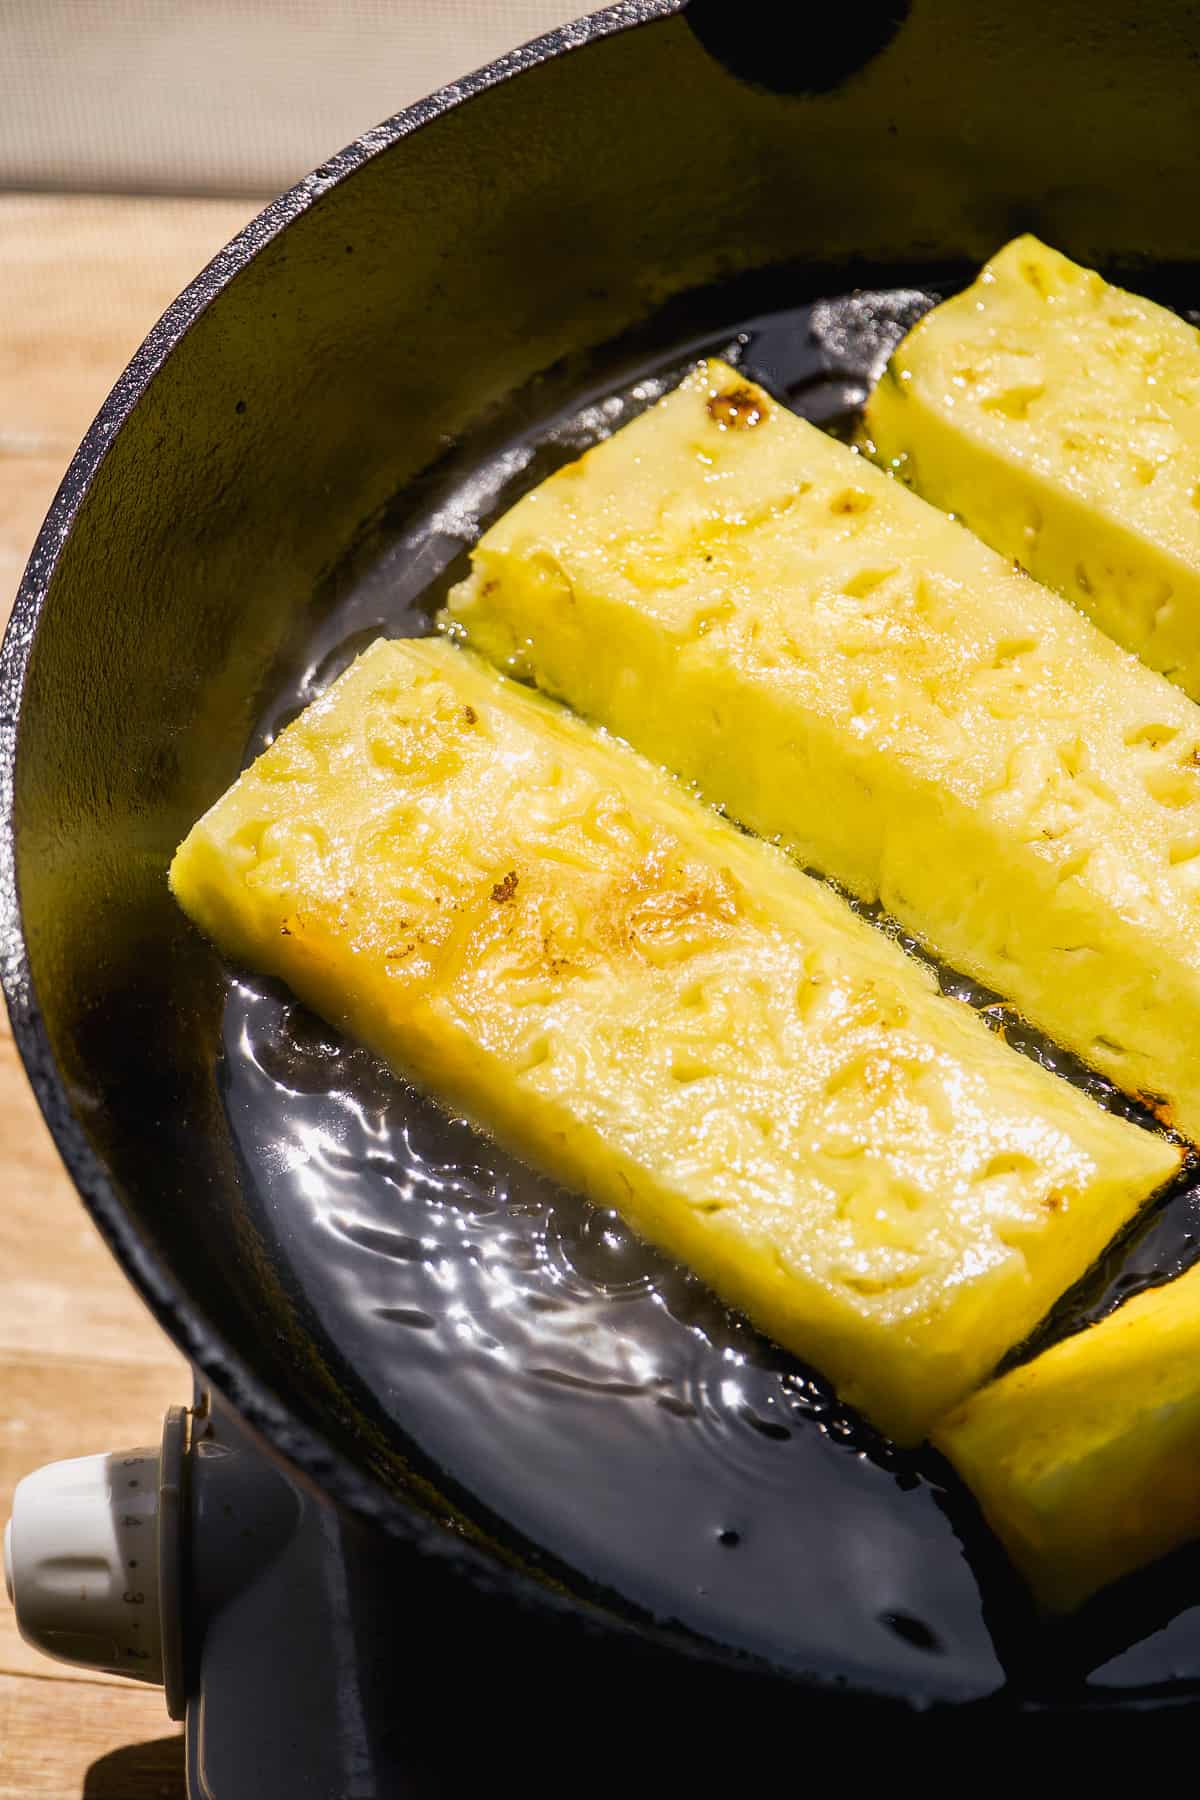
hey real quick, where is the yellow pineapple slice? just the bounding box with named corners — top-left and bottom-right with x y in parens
top-left (936, 1261), bottom-right (1200, 1612)
top-left (865, 235), bottom-right (1200, 699)
top-left (447, 357), bottom-right (1200, 1142)
top-left (170, 637), bottom-right (1177, 1444)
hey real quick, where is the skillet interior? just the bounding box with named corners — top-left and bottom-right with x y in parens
top-left (7, 0), bottom-right (1200, 1709)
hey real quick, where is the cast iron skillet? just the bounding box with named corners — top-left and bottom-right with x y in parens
top-left (6, 0), bottom-right (1200, 1739)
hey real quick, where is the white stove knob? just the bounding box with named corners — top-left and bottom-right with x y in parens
top-left (5, 1445), bottom-right (166, 1682)
top-left (5, 1407), bottom-right (188, 1709)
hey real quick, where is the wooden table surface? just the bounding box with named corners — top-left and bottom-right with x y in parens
top-left (0, 193), bottom-right (260, 1800)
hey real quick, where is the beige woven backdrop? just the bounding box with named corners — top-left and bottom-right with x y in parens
top-left (1, 2), bottom-right (586, 196)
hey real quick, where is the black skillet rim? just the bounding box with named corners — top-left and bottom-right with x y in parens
top-left (0, 0), bottom-right (1190, 1713)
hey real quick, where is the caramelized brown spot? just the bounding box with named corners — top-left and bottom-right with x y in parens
top-left (707, 385), bottom-right (767, 430)
top-left (463, 705), bottom-right (477, 726)
top-left (611, 856), bottom-right (742, 965)
top-left (491, 870), bottom-right (520, 904)
top-left (1041, 1191), bottom-right (1065, 1214)
top-left (1137, 1090), bottom-right (1175, 1128)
